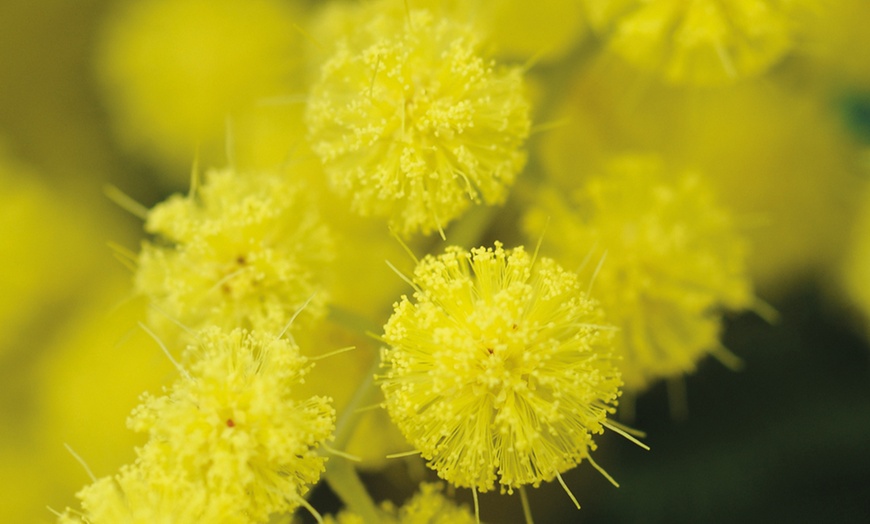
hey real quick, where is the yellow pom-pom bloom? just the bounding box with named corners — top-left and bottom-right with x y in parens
top-left (96, 0), bottom-right (304, 169)
top-left (323, 482), bottom-right (476, 524)
top-left (585, 0), bottom-right (813, 85)
top-left (386, 482), bottom-right (477, 524)
top-left (128, 328), bottom-right (335, 521)
top-left (306, 8), bottom-right (530, 236)
top-left (135, 168), bottom-right (333, 335)
top-left (525, 156), bottom-right (753, 391)
top-left (57, 464), bottom-right (245, 524)
top-left (380, 242), bottom-right (620, 493)
top-left (410, 0), bottom-right (588, 62)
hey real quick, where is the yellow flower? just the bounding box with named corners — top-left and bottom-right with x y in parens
top-left (128, 328), bottom-right (334, 521)
top-left (323, 482), bottom-right (476, 524)
top-left (385, 482), bottom-right (477, 524)
top-left (380, 243), bottom-right (620, 493)
top-left (585, 0), bottom-right (815, 85)
top-left (0, 151), bottom-right (111, 359)
top-left (410, 0), bottom-right (589, 62)
top-left (135, 168), bottom-right (333, 336)
top-left (95, 0), bottom-right (306, 171)
top-left (525, 156), bottom-right (754, 391)
top-left (57, 464), bottom-right (246, 524)
top-left (306, 6), bottom-right (530, 236)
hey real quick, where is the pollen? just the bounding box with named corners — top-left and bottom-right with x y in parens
top-left (380, 242), bottom-right (621, 493)
top-left (306, 7), bottom-right (530, 236)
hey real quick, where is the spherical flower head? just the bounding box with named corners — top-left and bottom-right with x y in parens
top-left (525, 155), bottom-right (754, 390)
top-left (323, 482), bottom-right (476, 524)
top-left (135, 168), bottom-right (333, 335)
top-left (584, 0), bottom-right (815, 85)
top-left (387, 482), bottom-right (477, 524)
top-left (57, 464), bottom-right (246, 524)
top-left (128, 328), bottom-right (335, 521)
top-left (96, 0), bottom-right (304, 168)
top-left (380, 242), bottom-right (620, 493)
top-left (406, 0), bottom-right (588, 62)
top-left (306, 8), bottom-right (530, 236)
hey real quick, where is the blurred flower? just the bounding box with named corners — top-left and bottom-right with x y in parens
top-left (323, 482), bottom-right (476, 524)
top-left (584, 0), bottom-right (817, 86)
top-left (412, 0), bottom-right (589, 62)
top-left (95, 0), bottom-right (306, 171)
top-left (526, 156), bottom-right (753, 391)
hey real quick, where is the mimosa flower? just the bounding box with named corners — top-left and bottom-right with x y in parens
top-left (307, 7), bottom-right (530, 236)
top-left (57, 463), bottom-right (245, 524)
top-left (128, 328), bottom-right (335, 521)
top-left (386, 482), bottom-right (477, 524)
top-left (380, 243), bottom-right (621, 493)
top-left (323, 482), bottom-right (476, 524)
top-left (525, 156), bottom-right (754, 390)
top-left (135, 168), bottom-right (333, 335)
top-left (584, 0), bottom-right (815, 85)
top-left (411, 0), bottom-right (589, 62)
top-left (96, 0), bottom-right (304, 169)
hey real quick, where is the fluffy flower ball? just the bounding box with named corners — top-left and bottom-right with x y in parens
top-left (307, 8), bottom-right (530, 236)
top-left (525, 156), bottom-right (754, 391)
top-left (323, 482), bottom-right (476, 524)
top-left (57, 463), bottom-right (247, 524)
top-left (58, 328), bottom-right (334, 523)
top-left (380, 242), bottom-right (621, 493)
top-left (584, 0), bottom-right (813, 85)
top-left (96, 0), bottom-right (302, 167)
top-left (135, 168), bottom-right (333, 335)
top-left (128, 328), bottom-right (335, 521)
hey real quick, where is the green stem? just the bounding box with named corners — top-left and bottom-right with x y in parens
top-left (321, 307), bottom-right (386, 521)
top-left (324, 458), bottom-right (382, 523)
top-left (333, 355), bottom-right (381, 451)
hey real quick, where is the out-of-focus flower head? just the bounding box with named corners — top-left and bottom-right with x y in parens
top-left (96, 0), bottom-right (305, 170)
top-left (583, 0), bottom-right (818, 86)
top-left (539, 55), bottom-right (865, 296)
top-left (0, 150), bottom-right (106, 356)
top-left (409, 0), bottom-right (589, 62)
top-left (323, 482), bottom-right (477, 524)
top-left (380, 242), bottom-right (620, 493)
top-left (525, 155), bottom-right (753, 391)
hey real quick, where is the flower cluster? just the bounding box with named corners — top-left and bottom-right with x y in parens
top-left (28, 1), bottom-right (865, 524)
